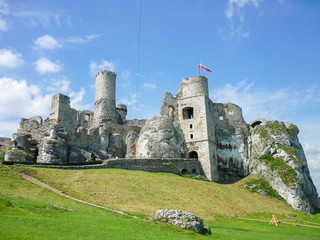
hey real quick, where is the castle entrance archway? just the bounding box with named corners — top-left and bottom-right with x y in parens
top-left (188, 151), bottom-right (198, 160)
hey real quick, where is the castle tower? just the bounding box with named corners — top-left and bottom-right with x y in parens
top-left (178, 75), bottom-right (209, 98)
top-left (94, 70), bottom-right (117, 124)
top-left (176, 75), bottom-right (218, 181)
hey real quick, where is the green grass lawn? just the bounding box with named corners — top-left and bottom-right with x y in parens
top-left (0, 164), bottom-right (319, 239)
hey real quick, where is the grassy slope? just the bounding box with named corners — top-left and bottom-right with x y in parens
top-left (0, 165), bottom-right (319, 239)
top-left (16, 166), bottom-right (302, 219)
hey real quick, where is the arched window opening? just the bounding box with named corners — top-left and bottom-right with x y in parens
top-left (181, 169), bottom-right (188, 174)
top-left (85, 113), bottom-right (91, 121)
top-left (183, 107), bottom-right (194, 119)
top-left (192, 169), bottom-right (198, 175)
top-left (189, 151), bottom-right (198, 160)
top-left (251, 121), bottom-right (263, 128)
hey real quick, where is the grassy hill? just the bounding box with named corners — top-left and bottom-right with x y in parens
top-left (0, 164), bottom-right (319, 239)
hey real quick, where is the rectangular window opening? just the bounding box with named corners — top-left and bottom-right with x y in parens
top-left (190, 124), bottom-right (193, 129)
top-left (219, 116), bottom-right (224, 120)
top-left (190, 134), bottom-right (194, 139)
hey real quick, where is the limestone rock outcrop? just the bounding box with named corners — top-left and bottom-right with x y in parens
top-left (248, 120), bottom-right (319, 212)
top-left (153, 209), bottom-right (211, 234)
top-left (137, 115), bottom-right (187, 158)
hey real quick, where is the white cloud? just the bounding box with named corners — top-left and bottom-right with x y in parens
top-left (302, 142), bottom-right (320, 194)
top-left (14, 10), bottom-right (59, 27)
top-left (303, 142), bottom-right (320, 170)
top-left (0, 0), bottom-right (9, 15)
top-left (226, 0), bottom-right (261, 20)
top-left (33, 35), bottom-right (62, 50)
top-left (66, 34), bottom-right (100, 44)
top-left (69, 87), bottom-right (90, 110)
top-left (89, 59), bottom-right (116, 76)
top-left (46, 78), bottom-right (71, 93)
top-left (118, 94), bottom-right (139, 106)
top-left (143, 83), bottom-right (157, 89)
top-left (35, 57), bottom-right (63, 74)
top-left (0, 120), bottom-right (20, 138)
top-left (0, 48), bottom-right (24, 68)
top-left (0, 77), bottom-right (51, 121)
top-left (224, 0), bottom-right (262, 39)
top-left (45, 77), bottom-right (90, 110)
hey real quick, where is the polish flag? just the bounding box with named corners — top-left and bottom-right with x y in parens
top-left (199, 63), bottom-right (212, 72)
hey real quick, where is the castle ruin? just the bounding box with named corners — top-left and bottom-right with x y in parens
top-left (4, 69), bottom-right (319, 212)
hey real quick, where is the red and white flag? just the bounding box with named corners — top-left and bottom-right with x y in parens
top-left (199, 63), bottom-right (212, 72)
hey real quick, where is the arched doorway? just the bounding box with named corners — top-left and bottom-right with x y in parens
top-left (188, 151), bottom-right (198, 160)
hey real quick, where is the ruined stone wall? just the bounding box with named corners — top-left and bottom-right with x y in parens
top-left (77, 110), bottom-right (94, 128)
top-left (94, 70), bottom-right (116, 124)
top-left (116, 104), bottom-right (127, 121)
top-left (212, 102), bottom-right (249, 180)
top-left (49, 93), bottom-right (78, 132)
top-left (104, 158), bottom-right (203, 176)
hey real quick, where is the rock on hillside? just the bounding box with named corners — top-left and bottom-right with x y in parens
top-left (248, 120), bottom-right (319, 212)
top-left (153, 209), bottom-right (211, 234)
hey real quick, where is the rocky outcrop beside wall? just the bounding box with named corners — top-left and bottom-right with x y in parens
top-left (137, 115), bottom-right (187, 158)
top-left (248, 120), bottom-right (319, 212)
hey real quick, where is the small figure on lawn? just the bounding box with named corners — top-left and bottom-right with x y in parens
top-left (91, 151), bottom-right (97, 161)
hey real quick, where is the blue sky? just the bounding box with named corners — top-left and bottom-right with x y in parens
top-left (0, 0), bottom-right (319, 192)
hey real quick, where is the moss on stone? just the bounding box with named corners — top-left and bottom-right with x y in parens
top-left (253, 121), bottom-right (293, 141)
top-left (259, 154), bottom-right (297, 187)
top-left (277, 144), bottom-right (301, 165)
top-left (246, 177), bottom-right (283, 200)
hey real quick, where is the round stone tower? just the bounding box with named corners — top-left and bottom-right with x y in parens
top-left (94, 70), bottom-right (117, 124)
top-left (178, 75), bottom-right (208, 98)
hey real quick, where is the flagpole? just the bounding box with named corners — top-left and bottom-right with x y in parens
top-left (198, 61), bottom-right (200, 76)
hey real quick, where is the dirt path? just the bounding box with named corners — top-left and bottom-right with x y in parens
top-left (9, 167), bottom-right (138, 219)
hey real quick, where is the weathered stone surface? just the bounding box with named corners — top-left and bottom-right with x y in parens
top-left (137, 115), bottom-right (186, 158)
top-left (153, 209), bottom-right (211, 234)
top-left (248, 120), bottom-right (319, 212)
top-left (37, 125), bottom-right (69, 164)
top-left (125, 131), bottom-right (138, 158)
top-left (0, 137), bottom-right (11, 151)
top-left (105, 158), bottom-right (202, 175)
top-left (213, 103), bottom-right (249, 180)
top-left (4, 149), bottom-right (35, 163)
